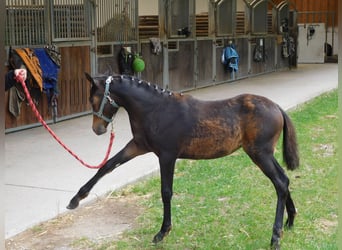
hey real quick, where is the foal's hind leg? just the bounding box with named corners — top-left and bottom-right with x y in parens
top-left (247, 151), bottom-right (291, 250)
top-left (270, 160), bottom-right (297, 229)
top-left (285, 189), bottom-right (297, 229)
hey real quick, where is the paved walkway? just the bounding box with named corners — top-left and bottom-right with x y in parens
top-left (5, 64), bottom-right (338, 238)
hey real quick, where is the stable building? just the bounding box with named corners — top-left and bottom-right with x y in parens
top-left (4, 0), bottom-right (338, 132)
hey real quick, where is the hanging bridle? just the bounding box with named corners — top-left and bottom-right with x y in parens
top-left (93, 76), bottom-right (120, 123)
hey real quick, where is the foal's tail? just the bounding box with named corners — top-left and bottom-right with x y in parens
top-left (280, 107), bottom-right (299, 170)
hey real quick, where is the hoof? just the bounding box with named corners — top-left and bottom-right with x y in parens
top-left (152, 232), bottom-right (164, 244)
top-left (284, 219), bottom-right (294, 230)
top-left (271, 238), bottom-right (281, 250)
top-left (152, 225), bottom-right (172, 244)
top-left (285, 213), bottom-right (296, 229)
top-left (66, 197), bottom-right (79, 209)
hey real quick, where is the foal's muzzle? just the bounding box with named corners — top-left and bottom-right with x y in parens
top-left (92, 114), bottom-right (112, 135)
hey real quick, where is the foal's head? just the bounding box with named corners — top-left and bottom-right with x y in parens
top-left (85, 73), bottom-right (120, 135)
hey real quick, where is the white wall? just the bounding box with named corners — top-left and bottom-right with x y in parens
top-left (237, 0), bottom-right (245, 11)
top-left (196, 0), bottom-right (208, 14)
top-left (138, 0), bottom-right (158, 15)
top-left (297, 23), bottom-right (326, 63)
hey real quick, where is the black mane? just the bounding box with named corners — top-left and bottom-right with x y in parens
top-left (105, 74), bottom-right (176, 97)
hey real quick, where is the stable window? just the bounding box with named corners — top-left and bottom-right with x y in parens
top-left (251, 0), bottom-right (275, 34)
top-left (251, 0), bottom-right (267, 34)
top-left (216, 0), bottom-right (235, 36)
top-left (51, 0), bottom-right (91, 41)
top-left (168, 0), bottom-right (194, 38)
top-left (278, 2), bottom-right (289, 33)
top-left (96, 0), bottom-right (138, 43)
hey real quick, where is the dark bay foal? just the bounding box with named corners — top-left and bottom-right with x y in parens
top-left (67, 73), bottom-right (299, 249)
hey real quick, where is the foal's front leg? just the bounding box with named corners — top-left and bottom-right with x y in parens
top-left (153, 155), bottom-right (176, 243)
top-left (67, 140), bottom-right (145, 210)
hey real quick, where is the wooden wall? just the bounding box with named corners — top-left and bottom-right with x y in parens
top-left (293, 0), bottom-right (338, 26)
top-left (58, 46), bottom-right (91, 117)
top-left (5, 46), bottom-right (91, 130)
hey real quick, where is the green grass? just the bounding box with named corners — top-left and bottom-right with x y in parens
top-left (96, 91), bottom-right (338, 250)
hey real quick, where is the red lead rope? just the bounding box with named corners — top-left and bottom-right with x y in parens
top-left (15, 74), bottom-right (114, 169)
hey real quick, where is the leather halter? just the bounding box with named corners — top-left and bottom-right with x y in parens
top-left (93, 76), bottom-right (119, 123)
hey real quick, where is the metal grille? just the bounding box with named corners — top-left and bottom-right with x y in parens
top-left (5, 0), bottom-right (46, 46)
top-left (5, 0), bottom-right (91, 46)
top-left (96, 0), bottom-right (138, 43)
top-left (52, 0), bottom-right (91, 40)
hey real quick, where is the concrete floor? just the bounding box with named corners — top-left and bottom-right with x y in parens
top-left (5, 63), bottom-right (338, 238)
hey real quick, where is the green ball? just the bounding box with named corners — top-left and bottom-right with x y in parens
top-left (132, 57), bottom-right (145, 72)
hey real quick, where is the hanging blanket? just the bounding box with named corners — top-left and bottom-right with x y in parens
top-left (221, 45), bottom-right (239, 72)
top-left (33, 48), bottom-right (60, 93)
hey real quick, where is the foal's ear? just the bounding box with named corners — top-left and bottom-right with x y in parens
top-left (84, 72), bottom-right (95, 86)
top-left (84, 72), bottom-right (97, 87)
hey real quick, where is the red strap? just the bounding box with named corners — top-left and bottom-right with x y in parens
top-left (15, 74), bottom-right (114, 169)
